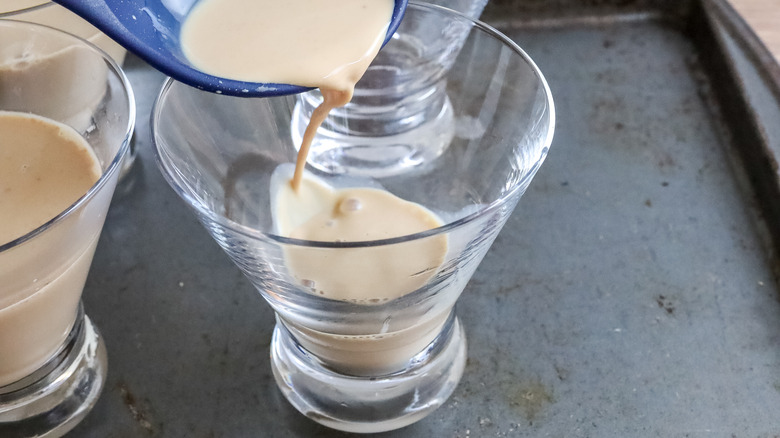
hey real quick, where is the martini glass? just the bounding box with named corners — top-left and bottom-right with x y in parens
top-left (291, 0), bottom-right (490, 177)
top-left (152, 2), bottom-right (553, 433)
top-left (0, 20), bottom-right (134, 437)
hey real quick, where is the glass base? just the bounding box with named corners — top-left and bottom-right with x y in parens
top-left (0, 311), bottom-right (108, 438)
top-left (270, 313), bottom-right (467, 433)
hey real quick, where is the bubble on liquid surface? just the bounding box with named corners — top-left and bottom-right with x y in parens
top-left (11, 49), bottom-right (34, 69)
top-left (338, 197), bottom-right (362, 214)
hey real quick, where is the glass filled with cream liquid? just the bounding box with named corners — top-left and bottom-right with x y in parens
top-left (153, 2), bottom-right (553, 433)
top-left (0, 20), bottom-right (134, 437)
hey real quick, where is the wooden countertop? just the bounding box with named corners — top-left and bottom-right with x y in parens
top-left (728, 0), bottom-right (780, 61)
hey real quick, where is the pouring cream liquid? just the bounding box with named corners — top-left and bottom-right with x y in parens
top-left (181, 0), bottom-right (395, 190)
top-left (0, 111), bottom-right (101, 387)
top-left (182, 0), bottom-right (452, 375)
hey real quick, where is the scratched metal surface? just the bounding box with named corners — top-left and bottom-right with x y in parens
top-left (70, 0), bottom-right (780, 436)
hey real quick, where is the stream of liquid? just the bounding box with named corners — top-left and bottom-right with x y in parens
top-left (181, 0), bottom-right (393, 189)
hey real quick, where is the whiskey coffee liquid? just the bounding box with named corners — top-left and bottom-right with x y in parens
top-left (0, 111), bottom-right (101, 387)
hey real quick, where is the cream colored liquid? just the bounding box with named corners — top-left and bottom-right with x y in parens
top-left (180, 0), bottom-right (392, 90)
top-left (274, 170), bottom-right (447, 302)
top-left (182, 0), bottom-right (450, 375)
top-left (272, 168), bottom-right (450, 375)
top-left (0, 111), bottom-right (101, 387)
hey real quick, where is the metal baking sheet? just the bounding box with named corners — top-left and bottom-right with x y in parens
top-left (69, 0), bottom-right (780, 435)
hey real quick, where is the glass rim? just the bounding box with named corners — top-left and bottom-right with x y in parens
top-left (0, 1), bottom-right (52, 17)
top-left (152, 1), bottom-right (555, 249)
top-left (0, 19), bottom-right (136, 253)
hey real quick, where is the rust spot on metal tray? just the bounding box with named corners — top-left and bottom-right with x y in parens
top-left (504, 379), bottom-right (555, 424)
top-left (554, 365), bottom-right (570, 381)
top-left (655, 294), bottom-right (675, 314)
top-left (118, 382), bottom-right (157, 435)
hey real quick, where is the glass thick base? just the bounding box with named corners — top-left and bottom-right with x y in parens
top-left (270, 312), bottom-right (467, 433)
top-left (0, 310), bottom-right (107, 438)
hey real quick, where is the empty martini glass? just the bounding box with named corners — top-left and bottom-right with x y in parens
top-left (291, 0), bottom-right (490, 177)
top-left (152, 2), bottom-right (553, 433)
